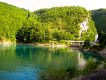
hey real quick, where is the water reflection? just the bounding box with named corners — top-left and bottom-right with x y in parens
top-left (78, 53), bottom-right (87, 69)
top-left (0, 44), bottom-right (103, 80)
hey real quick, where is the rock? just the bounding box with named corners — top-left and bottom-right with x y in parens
top-left (78, 69), bottom-right (106, 80)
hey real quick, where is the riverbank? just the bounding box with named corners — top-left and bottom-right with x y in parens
top-left (0, 41), bottom-right (13, 45)
top-left (75, 47), bottom-right (106, 80)
top-left (1, 41), bottom-right (106, 58)
top-left (0, 40), bottom-right (69, 48)
top-left (77, 69), bottom-right (106, 80)
top-left (98, 48), bottom-right (106, 57)
top-left (82, 47), bottom-right (106, 58)
top-left (35, 43), bottom-right (68, 48)
top-left (69, 42), bottom-right (106, 58)
top-left (13, 42), bottom-right (68, 49)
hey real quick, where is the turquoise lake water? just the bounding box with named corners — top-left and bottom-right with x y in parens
top-left (0, 44), bottom-right (103, 80)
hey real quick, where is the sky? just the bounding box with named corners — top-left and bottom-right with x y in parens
top-left (0, 0), bottom-right (106, 11)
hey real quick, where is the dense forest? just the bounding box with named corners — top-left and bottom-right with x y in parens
top-left (0, 2), bottom-right (38, 43)
top-left (91, 9), bottom-right (106, 46)
top-left (0, 2), bottom-right (97, 43)
top-left (91, 9), bottom-right (106, 33)
top-left (34, 7), bottom-right (96, 41)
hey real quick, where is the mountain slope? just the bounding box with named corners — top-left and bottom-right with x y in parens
top-left (91, 9), bottom-right (106, 33)
top-left (0, 2), bottom-right (37, 42)
top-left (35, 6), bottom-right (97, 41)
top-left (0, 2), bottom-right (97, 43)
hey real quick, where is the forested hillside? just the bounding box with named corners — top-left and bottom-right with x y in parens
top-left (91, 9), bottom-right (106, 46)
top-left (35, 7), bottom-right (96, 41)
top-left (91, 9), bottom-right (106, 33)
top-left (0, 2), bottom-right (38, 43)
top-left (0, 2), bottom-right (97, 43)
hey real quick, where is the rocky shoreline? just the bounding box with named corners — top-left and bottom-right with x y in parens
top-left (98, 48), bottom-right (106, 58)
top-left (77, 69), bottom-right (106, 80)
top-left (87, 48), bottom-right (106, 58)
top-left (34, 43), bottom-right (67, 48)
top-left (76, 47), bottom-right (106, 80)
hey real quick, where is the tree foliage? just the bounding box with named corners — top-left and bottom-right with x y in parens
top-left (91, 9), bottom-right (106, 47)
top-left (35, 6), bottom-right (97, 41)
top-left (0, 2), bottom-right (38, 42)
top-left (0, 2), bottom-right (97, 43)
top-left (91, 9), bottom-right (106, 33)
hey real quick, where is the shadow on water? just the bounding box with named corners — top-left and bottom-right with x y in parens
top-left (81, 50), bottom-right (104, 61)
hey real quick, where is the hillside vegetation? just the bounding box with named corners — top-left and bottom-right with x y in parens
top-left (35, 7), bottom-right (96, 41)
top-left (0, 2), bottom-right (97, 43)
top-left (0, 2), bottom-right (38, 43)
top-left (91, 9), bottom-right (106, 33)
top-left (91, 9), bottom-right (106, 47)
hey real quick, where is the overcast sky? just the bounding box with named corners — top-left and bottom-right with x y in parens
top-left (0, 0), bottom-right (106, 11)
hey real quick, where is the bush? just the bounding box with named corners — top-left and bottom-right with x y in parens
top-left (83, 39), bottom-right (91, 49)
top-left (90, 44), bottom-right (105, 51)
top-left (16, 26), bottom-right (50, 43)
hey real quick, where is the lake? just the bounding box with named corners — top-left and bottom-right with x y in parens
top-left (0, 44), bottom-right (103, 80)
